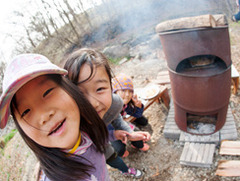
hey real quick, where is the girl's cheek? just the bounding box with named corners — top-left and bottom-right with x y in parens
top-left (118, 92), bottom-right (124, 99)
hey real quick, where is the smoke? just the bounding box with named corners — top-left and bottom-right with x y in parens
top-left (119, 0), bottom-right (235, 30)
top-left (83, 0), bottom-right (235, 45)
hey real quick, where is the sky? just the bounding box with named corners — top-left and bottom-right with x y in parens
top-left (0, 0), bottom-right (25, 63)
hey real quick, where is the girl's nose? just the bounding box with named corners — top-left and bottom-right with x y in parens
top-left (39, 108), bottom-right (55, 125)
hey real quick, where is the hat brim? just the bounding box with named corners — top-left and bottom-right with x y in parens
top-left (0, 64), bottom-right (67, 129)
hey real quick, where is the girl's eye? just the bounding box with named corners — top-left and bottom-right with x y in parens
top-left (43, 88), bottom-right (54, 97)
top-left (21, 109), bottom-right (30, 118)
top-left (96, 87), bottom-right (105, 92)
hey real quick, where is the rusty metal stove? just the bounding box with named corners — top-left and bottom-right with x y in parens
top-left (156, 17), bottom-right (231, 135)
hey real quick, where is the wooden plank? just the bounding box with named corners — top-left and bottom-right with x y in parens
top-left (196, 144), bottom-right (205, 163)
top-left (202, 144), bottom-right (210, 164)
top-left (206, 144), bottom-right (216, 165)
top-left (221, 141), bottom-right (240, 148)
top-left (219, 141), bottom-right (240, 155)
top-left (156, 14), bottom-right (217, 33)
top-left (191, 143), bottom-right (201, 163)
top-left (220, 148), bottom-right (240, 155)
top-left (180, 142), bottom-right (190, 162)
top-left (216, 160), bottom-right (240, 177)
top-left (185, 143), bottom-right (194, 162)
top-left (179, 132), bottom-right (185, 142)
top-left (213, 14), bottom-right (228, 26)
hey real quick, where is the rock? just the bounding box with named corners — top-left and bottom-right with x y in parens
top-left (118, 57), bottom-right (128, 65)
top-left (102, 44), bottom-right (130, 59)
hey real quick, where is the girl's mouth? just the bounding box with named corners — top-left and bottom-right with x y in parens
top-left (97, 109), bottom-right (103, 115)
top-left (48, 119), bottom-right (66, 136)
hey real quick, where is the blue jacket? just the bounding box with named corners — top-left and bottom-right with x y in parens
top-left (123, 104), bottom-right (144, 118)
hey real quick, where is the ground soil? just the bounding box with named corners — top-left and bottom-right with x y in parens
top-left (1, 22), bottom-right (240, 181)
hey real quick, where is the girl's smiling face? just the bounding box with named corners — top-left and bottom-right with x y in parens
top-left (77, 64), bottom-right (112, 119)
top-left (116, 89), bottom-right (133, 105)
top-left (13, 75), bottom-right (80, 149)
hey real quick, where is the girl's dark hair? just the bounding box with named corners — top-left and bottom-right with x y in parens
top-left (63, 48), bottom-right (113, 86)
top-left (10, 74), bottom-right (108, 181)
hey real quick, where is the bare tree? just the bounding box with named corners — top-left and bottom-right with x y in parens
top-left (29, 11), bottom-right (52, 39)
top-left (25, 24), bottom-right (37, 48)
top-left (40, 0), bottom-right (60, 34)
top-left (76, 0), bottom-right (93, 30)
top-left (63, 0), bottom-right (81, 26)
top-left (13, 11), bottom-right (37, 48)
top-left (54, 0), bottom-right (80, 39)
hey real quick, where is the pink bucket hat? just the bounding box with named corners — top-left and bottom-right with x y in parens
top-left (0, 54), bottom-right (68, 129)
top-left (112, 73), bottom-right (134, 93)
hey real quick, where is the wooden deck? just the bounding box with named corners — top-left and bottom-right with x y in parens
top-left (180, 142), bottom-right (216, 168)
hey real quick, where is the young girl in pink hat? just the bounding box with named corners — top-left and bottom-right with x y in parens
top-left (0, 54), bottom-right (110, 180)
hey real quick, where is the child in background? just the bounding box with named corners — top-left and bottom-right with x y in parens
top-left (0, 54), bottom-right (110, 180)
top-left (63, 48), bottom-right (151, 178)
top-left (112, 74), bottom-right (150, 151)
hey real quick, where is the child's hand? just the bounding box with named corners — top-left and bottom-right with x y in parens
top-left (132, 94), bottom-right (142, 108)
top-left (114, 130), bottom-right (129, 144)
top-left (127, 131), bottom-right (151, 142)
